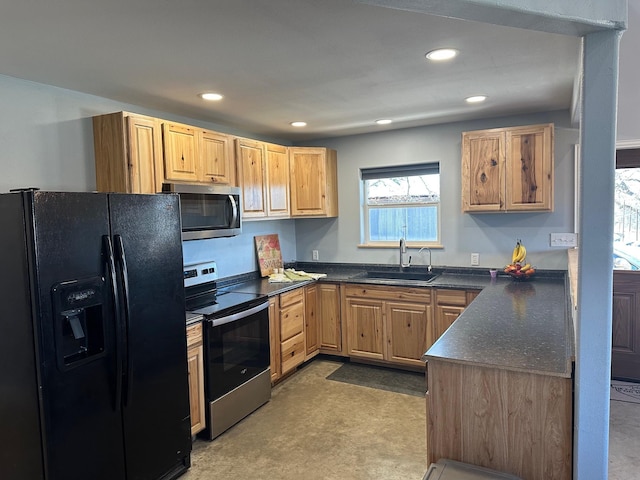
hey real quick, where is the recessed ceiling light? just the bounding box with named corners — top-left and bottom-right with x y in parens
top-left (291, 121), bottom-right (307, 127)
top-left (199, 92), bottom-right (223, 101)
top-left (425, 48), bottom-right (458, 61)
top-left (376, 119), bottom-right (393, 125)
top-left (465, 95), bottom-right (488, 104)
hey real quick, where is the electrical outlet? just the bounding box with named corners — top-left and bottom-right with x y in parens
top-left (312, 250), bottom-right (319, 261)
top-left (550, 233), bottom-right (578, 247)
top-left (471, 252), bottom-right (480, 266)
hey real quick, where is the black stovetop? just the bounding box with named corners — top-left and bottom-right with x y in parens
top-left (185, 282), bottom-right (266, 319)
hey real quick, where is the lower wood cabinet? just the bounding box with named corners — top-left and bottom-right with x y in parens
top-left (186, 322), bottom-right (205, 436)
top-left (434, 288), bottom-right (480, 340)
top-left (318, 283), bottom-right (343, 355)
top-left (343, 284), bottom-right (433, 368)
top-left (427, 359), bottom-right (572, 480)
top-left (304, 284), bottom-right (320, 359)
top-left (268, 296), bottom-right (281, 383)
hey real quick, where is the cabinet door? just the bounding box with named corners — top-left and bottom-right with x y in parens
top-left (265, 143), bottom-right (290, 217)
top-left (386, 301), bottom-right (433, 368)
top-left (345, 298), bottom-right (384, 361)
top-left (268, 297), bottom-right (281, 383)
top-left (434, 305), bottom-right (465, 340)
top-left (461, 130), bottom-right (505, 212)
top-left (127, 115), bottom-right (162, 193)
top-left (280, 300), bottom-right (305, 342)
top-left (318, 283), bottom-right (342, 354)
top-left (304, 285), bottom-right (319, 359)
top-left (187, 343), bottom-right (205, 435)
top-left (163, 123), bottom-right (199, 182)
top-left (290, 147), bottom-right (337, 217)
top-left (505, 124), bottom-right (553, 211)
top-left (200, 130), bottom-right (232, 184)
top-left (236, 138), bottom-right (267, 218)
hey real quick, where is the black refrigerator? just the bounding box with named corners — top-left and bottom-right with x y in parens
top-left (0, 190), bottom-right (191, 480)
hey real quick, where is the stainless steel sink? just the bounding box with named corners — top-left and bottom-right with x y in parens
top-left (363, 270), bottom-right (439, 282)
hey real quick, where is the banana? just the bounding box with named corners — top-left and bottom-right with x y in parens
top-left (517, 244), bottom-right (527, 263)
top-left (520, 263), bottom-right (531, 272)
top-left (511, 240), bottom-right (527, 264)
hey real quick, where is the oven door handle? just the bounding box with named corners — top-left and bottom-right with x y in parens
top-left (210, 300), bottom-right (269, 327)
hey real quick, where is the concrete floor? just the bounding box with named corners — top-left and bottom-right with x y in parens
top-left (182, 359), bottom-right (427, 480)
top-left (609, 397), bottom-right (640, 479)
top-left (181, 358), bottom-right (640, 480)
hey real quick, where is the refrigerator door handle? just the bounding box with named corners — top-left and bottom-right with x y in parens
top-left (114, 234), bottom-right (133, 407)
top-left (103, 235), bottom-right (123, 413)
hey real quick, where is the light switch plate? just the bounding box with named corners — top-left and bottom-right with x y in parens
top-left (312, 250), bottom-right (319, 261)
top-left (550, 233), bottom-right (578, 247)
top-left (471, 252), bottom-right (480, 266)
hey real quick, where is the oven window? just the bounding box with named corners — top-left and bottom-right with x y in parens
top-left (205, 307), bottom-right (270, 400)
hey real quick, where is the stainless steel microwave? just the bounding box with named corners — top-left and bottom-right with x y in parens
top-left (162, 183), bottom-right (241, 240)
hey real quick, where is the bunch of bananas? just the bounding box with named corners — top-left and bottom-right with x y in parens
top-left (504, 239), bottom-right (535, 276)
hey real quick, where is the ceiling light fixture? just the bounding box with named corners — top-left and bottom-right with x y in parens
top-left (376, 119), bottom-right (393, 125)
top-left (199, 92), bottom-right (223, 101)
top-left (425, 48), bottom-right (458, 61)
top-left (291, 121), bottom-right (307, 127)
top-left (465, 95), bottom-right (488, 104)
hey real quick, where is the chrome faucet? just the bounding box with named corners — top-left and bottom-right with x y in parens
top-left (400, 238), bottom-right (411, 268)
top-left (419, 247), bottom-right (432, 272)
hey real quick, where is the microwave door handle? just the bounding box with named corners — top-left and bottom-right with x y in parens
top-left (228, 194), bottom-right (238, 228)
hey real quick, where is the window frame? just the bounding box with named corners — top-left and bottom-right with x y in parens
top-left (360, 163), bottom-right (442, 248)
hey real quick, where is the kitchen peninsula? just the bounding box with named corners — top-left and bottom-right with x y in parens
top-left (213, 263), bottom-right (573, 480)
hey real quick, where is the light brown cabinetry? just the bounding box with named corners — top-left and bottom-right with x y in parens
top-left (289, 147), bottom-right (338, 217)
top-left (427, 360), bottom-right (572, 479)
top-left (318, 283), bottom-right (343, 355)
top-left (236, 138), bottom-right (290, 219)
top-left (343, 285), bottom-right (432, 368)
top-left (163, 123), bottom-right (199, 183)
top-left (186, 322), bottom-right (205, 436)
top-left (200, 129), bottom-right (233, 184)
top-left (162, 122), bottom-right (235, 185)
top-left (304, 284), bottom-right (320, 360)
top-left (268, 296), bottom-right (281, 383)
top-left (93, 112), bottom-right (164, 193)
top-left (279, 289), bottom-right (306, 376)
top-left (462, 123), bottom-right (553, 212)
top-left (434, 288), bottom-right (480, 340)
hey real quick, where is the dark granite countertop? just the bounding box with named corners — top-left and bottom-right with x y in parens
top-left (424, 277), bottom-right (573, 377)
top-left (218, 262), bottom-right (573, 378)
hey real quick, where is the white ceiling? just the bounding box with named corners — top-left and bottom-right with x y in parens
top-left (1, 0), bottom-right (582, 141)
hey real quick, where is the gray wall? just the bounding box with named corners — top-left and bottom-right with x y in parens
top-left (297, 110), bottom-right (578, 270)
top-left (0, 73), bottom-right (296, 278)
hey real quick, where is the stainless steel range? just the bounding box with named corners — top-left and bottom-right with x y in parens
top-left (184, 261), bottom-right (271, 440)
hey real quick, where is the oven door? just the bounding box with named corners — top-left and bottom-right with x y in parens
top-left (204, 300), bottom-right (270, 401)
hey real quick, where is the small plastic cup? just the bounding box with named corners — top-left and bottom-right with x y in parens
top-left (489, 269), bottom-right (498, 279)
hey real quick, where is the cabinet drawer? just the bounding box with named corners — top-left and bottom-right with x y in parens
top-left (281, 332), bottom-right (305, 374)
top-left (186, 322), bottom-right (203, 348)
top-left (344, 284), bottom-right (431, 303)
top-left (280, 302), bottom-right (304, 341)
top-left (435, 289), bottom-right (467, 306)
top-left (279, 288), bottom-right (304, 308)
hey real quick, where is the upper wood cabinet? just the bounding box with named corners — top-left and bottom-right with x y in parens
top-left (462, 123), bottom-right (553, 213)
top-left (163, 122), bottom-right (199, 183)
top-left (236, 138), bottom-right (290, 219)
top-left (200, 129), bottom-right (233, 184)
top-left (93, 112), bottom-right (164, 193)
top-left (289, 147), bottom-right (339, 217)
